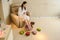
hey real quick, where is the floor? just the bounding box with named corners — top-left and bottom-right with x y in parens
top-left (12, 17), bottom-right (60, 40)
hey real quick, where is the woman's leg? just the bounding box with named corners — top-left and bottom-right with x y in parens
top-left (23, 19), bottom-right (33, 31)
top-left (11, 14), bottom-right (19, 27)
top-left (18, 16), bottom-right (26, 28)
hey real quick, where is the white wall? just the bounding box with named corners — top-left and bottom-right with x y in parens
top-left (12, 0), bottom-right (60, 17)
top-left (48, 0), bottom-right (60, 17)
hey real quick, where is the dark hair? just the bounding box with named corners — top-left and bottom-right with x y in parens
top-left (21, 1), bottom-right (27, 10)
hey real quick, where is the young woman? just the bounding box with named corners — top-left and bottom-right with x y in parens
top-left (18, 1), bottom-right (32, 30)
top-left (18, 1), bottom-right (34, 30)
top-left (18, 1), bottom-right (30, 21)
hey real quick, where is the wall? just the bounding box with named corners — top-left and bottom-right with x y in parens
top-left (30, 0), bottom-right (60, 17)
top-left (12, 0), bottom-right (60, 17)
top-left (48, 0), bottom-right (60, 17)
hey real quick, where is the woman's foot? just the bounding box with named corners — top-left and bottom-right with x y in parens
top-left (25, 24), bottom-right (32, 31)
top-left (30, 22), bottom-right (35, 28)
top-left (30, 22), bottom-right (35, 25)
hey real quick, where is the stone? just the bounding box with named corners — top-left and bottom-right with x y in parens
top-left (25, 32), bottom-right (30, 36)
top-left (32, 31), bottom-right (37, 35)
top-left (19, 30), bottom-right (24, 35)
top-left (36, 28), bottom-right (41, 32)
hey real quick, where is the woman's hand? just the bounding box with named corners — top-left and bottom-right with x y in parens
top-left (26, 11), bottom-right (30, 16)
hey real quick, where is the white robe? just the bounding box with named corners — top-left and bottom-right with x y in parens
top-left (18, 7), bottom-right (30, 21)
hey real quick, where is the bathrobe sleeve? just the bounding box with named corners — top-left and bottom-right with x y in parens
top-left (18, 7), bottom-right (22, 16)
